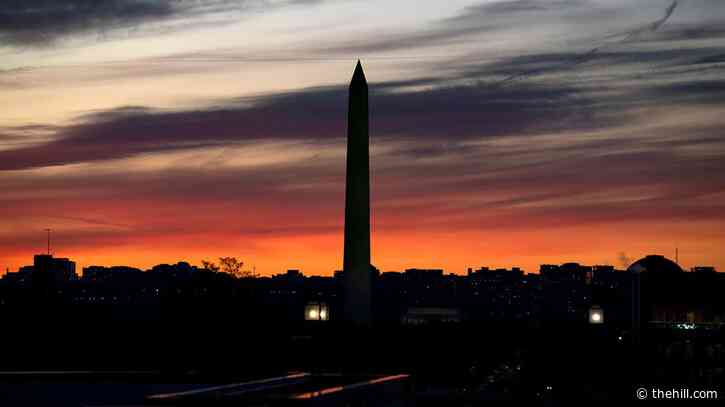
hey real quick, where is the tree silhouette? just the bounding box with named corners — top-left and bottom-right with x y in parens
top-left (201, 259), bottom-right (220, 273)
top-left (201, 257), bottom-right (255, 278)
top-left (219, 257), bottom-right (243, 277)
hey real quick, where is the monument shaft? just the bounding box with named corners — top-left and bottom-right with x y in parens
top-left (343, 61), bottom-right (372, 325)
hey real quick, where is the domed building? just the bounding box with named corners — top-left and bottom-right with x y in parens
top-left (628, 255), bottom-right (722, 329)
top-left (627, 255), bottom-right (683, 274)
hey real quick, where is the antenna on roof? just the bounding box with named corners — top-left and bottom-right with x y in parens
top-left (675, 247), bottom-right (679, 265)
top-left (44, 228), bottom-right (52, 255)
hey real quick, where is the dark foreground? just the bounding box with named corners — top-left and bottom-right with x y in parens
top-left (1, 320), bottom-right (723, 405)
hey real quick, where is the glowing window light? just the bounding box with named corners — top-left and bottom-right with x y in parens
top-left (305, 302), bottom-right (329, 321)
top-left (589, 306), bottom-right (604, 324)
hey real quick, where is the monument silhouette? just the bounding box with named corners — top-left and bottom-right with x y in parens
top-left (342, 61), bottom-right (372, 325)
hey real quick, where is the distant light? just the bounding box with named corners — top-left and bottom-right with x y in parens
top-left (319, 310), bottom-right (328, 320)
top-left (589, 306), bottom-right (604, 324)
top-left (308, 309), bottom-right (319, 320)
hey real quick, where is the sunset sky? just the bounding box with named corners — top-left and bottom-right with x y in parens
top-left (1, 0), bottom-right (724, 276)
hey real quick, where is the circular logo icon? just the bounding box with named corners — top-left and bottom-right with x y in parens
top-left (636, 387), bottom-right (648, 400)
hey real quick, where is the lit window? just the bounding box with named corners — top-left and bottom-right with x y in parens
top-left (305, 302), bottom-right (329, 321)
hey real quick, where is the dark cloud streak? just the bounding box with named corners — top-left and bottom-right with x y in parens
top-left (0, 0), bottom-right (321, 47)
top-left (0, 77), bottom-right (603, 170)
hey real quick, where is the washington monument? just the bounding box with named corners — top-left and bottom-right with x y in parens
top-left (343, 61), bottom-right (372, 325)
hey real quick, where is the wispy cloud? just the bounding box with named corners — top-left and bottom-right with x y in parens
top-left (496, 1), bottom-right (678, 86)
